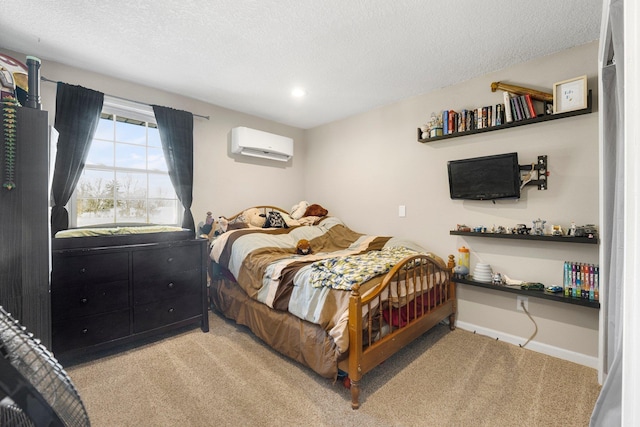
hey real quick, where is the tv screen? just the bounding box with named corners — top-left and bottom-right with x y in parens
top-left (448, 152), bottom-right (521, 200)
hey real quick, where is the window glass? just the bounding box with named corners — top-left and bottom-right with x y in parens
top-left (85, 139), bottom-right (114, 167)
top-left (115, 143), bottom-right (147, 169)
top-left (94, 115), bottom-right (115, 140)
top-left (116, 119), bottom-right (146, 145)
top-left (148, 126), bottom-right (161, 147)
top-left (73, 107), bottom-right (179, 227)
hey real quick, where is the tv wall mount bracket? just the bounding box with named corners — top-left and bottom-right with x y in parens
top-left (519, 155), bottom-right (548, 190)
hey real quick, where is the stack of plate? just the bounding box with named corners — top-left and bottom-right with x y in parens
top-left (473, 263), bottom-right (493, 283)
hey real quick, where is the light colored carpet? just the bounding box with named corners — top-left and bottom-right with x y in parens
top-left (66, 311), bottom-right (601, 427)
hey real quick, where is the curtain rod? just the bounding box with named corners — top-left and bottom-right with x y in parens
top-left (40, 76), bottom-right (210, 120)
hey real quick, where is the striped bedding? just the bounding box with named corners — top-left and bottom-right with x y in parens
top-left (209, 216), bottom-right (437, 353)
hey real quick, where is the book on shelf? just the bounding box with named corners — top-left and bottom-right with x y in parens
top-left (495, 103), bottom-right (503, 126)
top-left (448, 109), bottom-right (456, 134)
top-left (442, 110), bottom-right (449, 134)
top-left (510, 97), bottom-right (519, 121)
top-left (518, 96), bottom-right (531, 119)
top-left (503, 91), bottom-right (514, 123)
top-left (458, 110), bottom-right (466, 132)
top-left (524, 94), bottom-right (537, 118)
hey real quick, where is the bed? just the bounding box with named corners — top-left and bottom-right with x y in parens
top-left (51, 225), bottom-right (209, 360)
top-left (208, 205), bottom-right (456, 409)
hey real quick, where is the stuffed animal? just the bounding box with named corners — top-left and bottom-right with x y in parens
top-left (200, 211), bottom-right (215, 235)
top-left (296, 239), bottom-right (312, 255)
top-left (214, 216), bottom-right (229, 234)
top-left (303, 203), bottom-right (328, 217)
top-left (290, 201), bottom-right (309, 220)
top-left (242, 207), bottom-right (267, 228)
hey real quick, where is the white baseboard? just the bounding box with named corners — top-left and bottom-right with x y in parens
top-left (456, 320), bottom-right (599, 369)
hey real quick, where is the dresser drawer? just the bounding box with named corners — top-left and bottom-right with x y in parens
top-left (52, 252), bottom-right (129, 285)
top-left (52, 309), bottom-right (130, 353)
top-left (133, 268), bottom-right (201, 305)
top-left (51, 280), bottom-right (129, 321)
top-left (133, 294), bottom-right (201, 333)
top-left (132, 244), bottom-right (201, 279)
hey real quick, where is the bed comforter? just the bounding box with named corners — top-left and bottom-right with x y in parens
top-left (210, 217), bottom-right (439, 354)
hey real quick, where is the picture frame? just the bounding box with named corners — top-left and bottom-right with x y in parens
top-left (553, 75), bottom-right (587, 114)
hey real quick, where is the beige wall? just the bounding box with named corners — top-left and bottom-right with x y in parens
top-left (3, 42), bottom-right (599, 366)
top-left (2, 48), bottom-right (307, 222)
top-left (305, 42), bottom-right (600, 366)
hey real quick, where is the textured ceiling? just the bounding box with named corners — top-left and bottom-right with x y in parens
top-left (0, 1), bottom-right (602, 129)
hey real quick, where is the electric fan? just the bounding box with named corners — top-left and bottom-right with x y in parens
top-left (0, 305), bottom-right (90, 426)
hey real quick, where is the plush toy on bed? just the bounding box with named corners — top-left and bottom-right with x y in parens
top-left (303, 203), bottom-right (328, 217)
top-left (242, 208), bottom-right (267, 228)
top-left (290, 201), bottom-right (310, 220)
top-left (200, 211), bottom-right (215, 236)
top-left (291, 201), bottom-right (329, 225)
top-left (296, 239), bottom-right (312, 255)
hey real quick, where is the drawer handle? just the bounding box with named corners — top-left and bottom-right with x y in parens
top-left (80, 297), bottom-right (88, 304)
top-left (168, 307), bottom-right (175, 313)
top-left (167, 257), bottom-right (174, 263)
top-left (79, 268), bottom-right (87, 274)
top-left (82, 328), bottom-right (89, 334)
top-left (167, 282), bottom-right (175, 289)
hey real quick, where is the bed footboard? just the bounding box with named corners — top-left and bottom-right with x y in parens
top-left (343, 253), bottom-right (456, 409)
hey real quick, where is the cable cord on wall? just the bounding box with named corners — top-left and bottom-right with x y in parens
top-left (520, 163), bottom-right (537, 190)
top-left (518, 301), bottom-right (538, 348)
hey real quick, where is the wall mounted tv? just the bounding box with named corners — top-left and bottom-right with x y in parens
top-left (447, 152), bottom-right (521, 200)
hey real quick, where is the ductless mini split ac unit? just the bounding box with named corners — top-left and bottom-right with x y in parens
top-left (231, 127), bottom-right (294, 162)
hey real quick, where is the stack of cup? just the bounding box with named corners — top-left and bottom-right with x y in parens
top-left (473, 263), bottom-right (493, 283)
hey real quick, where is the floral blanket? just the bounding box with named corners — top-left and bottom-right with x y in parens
top-left (309, 246), bottom-right (420, 290)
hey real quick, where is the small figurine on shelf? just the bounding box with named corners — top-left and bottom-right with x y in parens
top-left (552, 225), bottom-right (564, 236)
top-left (532, 218), bottom-right (546, 236)
top-left (427, 112), bottom-right (443, 138)
top-left (568, 221), bottom-right (577, 236)
top-left (515, 224), bottom-right (531, 235)
top-left (492, 273), bottom-right (503, 286)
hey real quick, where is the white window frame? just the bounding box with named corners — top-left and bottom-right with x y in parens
top-left (68, 96), bottom-right (180, 227)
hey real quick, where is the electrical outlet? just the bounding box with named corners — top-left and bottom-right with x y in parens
top-left (517, 295), bottom-right (528, 312)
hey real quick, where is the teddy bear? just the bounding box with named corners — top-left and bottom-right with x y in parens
top-left (290, 201), bottom-right (309, 220)
top-left (303, 203), bottom-right (328, 217)
top-left (241, 207), bottom-right (267, 228)
top-left (296, 239), bottom-right (312, 255)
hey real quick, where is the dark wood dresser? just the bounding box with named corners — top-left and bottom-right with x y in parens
top-left (51, 236), bottom-right (209, 361)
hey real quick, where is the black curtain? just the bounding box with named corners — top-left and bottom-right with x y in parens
top-left (152, 105), bottom-right (195, 232)
top-left (50, 83), bottom-right (104, 236)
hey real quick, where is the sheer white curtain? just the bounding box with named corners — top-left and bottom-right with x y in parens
top-left (590, 0), bottom-right (628, 425)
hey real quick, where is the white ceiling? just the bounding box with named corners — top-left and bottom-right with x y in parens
top-left (0, 0), bottom-right (602, 129)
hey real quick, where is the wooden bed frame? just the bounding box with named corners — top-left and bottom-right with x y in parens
top-left (208, 206), bottom-right (456, 409)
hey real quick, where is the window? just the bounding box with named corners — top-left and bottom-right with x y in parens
top-left (71, 97), bottom-right (179, 227)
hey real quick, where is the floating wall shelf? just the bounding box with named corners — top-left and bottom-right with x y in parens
top-left (418, 90), bottom-right (593, 143)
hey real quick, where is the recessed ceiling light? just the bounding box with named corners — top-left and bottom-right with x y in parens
top-left (291, 87), bottom-right (307, 98)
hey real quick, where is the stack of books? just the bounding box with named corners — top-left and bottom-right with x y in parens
top-left (563, 261), bottom-right (599, 301)
top-left (435, 91), bottom-right (545, 136)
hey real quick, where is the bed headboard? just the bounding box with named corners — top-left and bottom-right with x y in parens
top-left (226, 206), bottom-right (290, 221)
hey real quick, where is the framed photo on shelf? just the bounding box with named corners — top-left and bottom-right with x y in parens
top-left (553, 75), bottom-right (587, 114)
